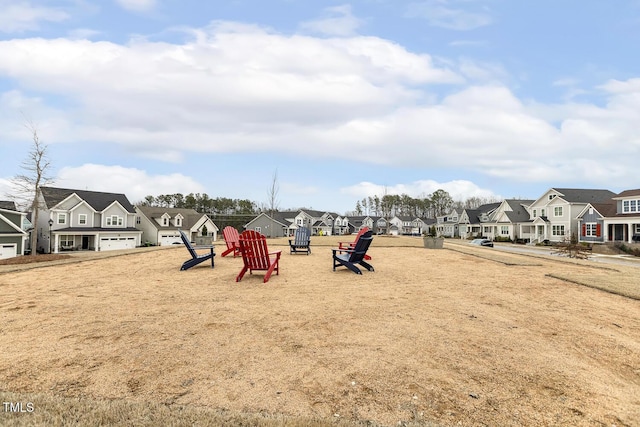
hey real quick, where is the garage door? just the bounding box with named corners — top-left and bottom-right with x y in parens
top-left (159, 234), bottom-right (180, 246)
top-left (100, 237), bottom-right (136, 251)
top-left (0, 244), bottom-right (17, 259)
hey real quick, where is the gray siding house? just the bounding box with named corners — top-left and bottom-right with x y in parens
top-left (0, 202), bottom-right (29, 259)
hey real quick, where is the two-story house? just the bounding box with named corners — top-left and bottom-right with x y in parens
top-left (0, 201), bottom-right (29, 259)
top-left (524, 188), bottom-right (616, 243)
top-left (38, 187), bottom-right (142, 253)
top-left (135, 206), bottom-right (218, 246)
top-left (479, 200), bottom-right (533, 242)
top-left (577, 189), bottom-right (640, 244)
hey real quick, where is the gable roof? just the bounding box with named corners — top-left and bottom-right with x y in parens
top-left (0, 201), bottom-right (17, 211)
top-left (136, 206), bottom-right (212, 230)
top-left (41, 187), bottom-right (136, 213)
top-left (613, 189), bottom-right (640, 199)
top-left (551, 188), bottom-right (616, 204)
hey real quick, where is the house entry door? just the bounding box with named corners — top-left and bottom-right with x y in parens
top-left (82, 236), bottom-right (90, 250)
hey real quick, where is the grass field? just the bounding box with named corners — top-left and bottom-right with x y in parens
top-left (1, 236), bottom-right (638, 426)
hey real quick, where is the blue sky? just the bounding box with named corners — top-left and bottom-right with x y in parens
top-left (1, 0), bottom-right (639, 213)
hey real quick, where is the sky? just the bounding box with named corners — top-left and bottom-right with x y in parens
top-left (1, 0), bottom-right (639, 214)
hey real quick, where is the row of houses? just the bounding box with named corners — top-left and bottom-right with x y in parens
top-left (435, 188), bottom-right (640, 245)
top-left (2, 186), bottom-right (639, 259)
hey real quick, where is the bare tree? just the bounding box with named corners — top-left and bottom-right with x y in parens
top-left (265, 169), bottom-right (280, 237)
top-left (9, 120), bottom-right (54, 255)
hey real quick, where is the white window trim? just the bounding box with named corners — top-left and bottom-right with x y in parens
top-left (554, 206), bottom-right (563, 217)
top-left (57, 213), bottom-right (67, 225)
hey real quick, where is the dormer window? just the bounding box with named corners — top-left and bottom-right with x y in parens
top-left (163, 218), bottom-right (168, 226)
top-left (175, 217), bottom-right (182, 227)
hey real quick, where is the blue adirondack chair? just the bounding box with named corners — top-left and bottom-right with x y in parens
top-left (332, 230), bottom-right (374, 274)
top-left (289, 226), bottom-right (311, 255)
top-left (179, 230), bottom-right (215, 271)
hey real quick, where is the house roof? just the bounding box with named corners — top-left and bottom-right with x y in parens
top-left (613, 189), bottom-right (640, 199)
top-left (0, 201), bottom-right (17, 211)
top-left (41, 187), bottom-right (136, 213)
top-left (590, 202), bottom-right (617, 218)
top-left (136, 206), bottom-right (213, 230)
top-left (553, 188), bottom-right (616, 204)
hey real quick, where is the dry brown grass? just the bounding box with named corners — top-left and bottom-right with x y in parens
top-left (1, 237), bottom-right (639, 426)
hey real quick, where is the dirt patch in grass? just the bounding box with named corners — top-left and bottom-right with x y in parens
top-left (0, 238), bottom-right (638, 426)
top-left (0, 254), bottom-right (71, 266)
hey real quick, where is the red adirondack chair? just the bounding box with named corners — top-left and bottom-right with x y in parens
top-left (221, 226), bottom-right (241, 257)
top-left (236, 230), bottom-right (282, 283)
top-left (338, 226), bottom-right (372, 260)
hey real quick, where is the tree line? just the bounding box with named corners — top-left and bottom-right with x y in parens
top-left (349, 190), bottom-right (502, 218)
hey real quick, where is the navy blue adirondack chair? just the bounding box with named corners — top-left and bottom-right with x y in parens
top-left (179, 230), bottom-right (215, 271)
top-left (332, 230), bottom-right (374, 274)
top-left (289, 226), bottom-right (311, 255)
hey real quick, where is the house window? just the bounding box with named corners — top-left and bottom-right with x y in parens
top-left (57, 213), bottom-right (67, 224)
top-left (585, 223), bottom-right (597, 237)
top-left (163, 217), bottom-right (168, 226)
top-left (136, 216), bottom-right (141, 225)
top-left (78, 214), bottom-right (87, 225)
top-left (335, 219), bottom-right (341, 226)
top-left (501, 226), bottom-right (509, 235)
top-left (541, 209), bottom-right (545, 217)
top-left (176, 217), bottom-right (182, 227)
top-left (552, 225), bottom-right (565, 236)
top-left (254, 227), bottom-right (261, 233)
top-left (296, 218), bottom-right (303, 226)
top-left (629, 200), bottom-right (639, 213)
top-left (554, 207), bottom-right (563, 217)
top-left (532, 209), bottom-right (537, 218)
top-left (60, 235), bottom-right (74, 247)
top-left (549, 194), bottom-right (556, 200)
top-left (106, 215), bottom-right (123, 226)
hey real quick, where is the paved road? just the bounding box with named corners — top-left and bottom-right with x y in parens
top-left (490, 242), bottom-right (640, 268)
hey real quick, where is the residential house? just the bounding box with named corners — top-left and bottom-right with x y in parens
top-left (0, 201), bottom-right (29, 259)
top-left (522, 188), bottom-right (616, 243)
top-left (244, 212), bottom-right (292, 237)
top-left (456, 203), bottom-right (501, 239)
top-left (245, 209), bottom-right (352, 237)
top-left (135, 206), bottom-right (219, 246)
top-left (436, 209), bottom-right (462, 237)
top-left (38, 187), bottom-right (142, 253)
top-left (577, 189), bottom-right (640, 244)
top-left (480, 200), bottom-right (533, 241)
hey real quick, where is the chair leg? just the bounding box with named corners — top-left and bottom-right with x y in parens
top-left (236, 265), bottom-right (248, 282)
top-left (359, 260), bottom-right (374, 272)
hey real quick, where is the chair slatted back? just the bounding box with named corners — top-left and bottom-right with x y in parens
top-left (239, 230), bottom-right (271, 270)
top-left (348, 230), bottom-right (373, 263)
top-left (223, 226), bottom-right (240, 250)
top-left (179, 230), bottom-right (197, 258)
top-left (294, 227), bottom-right (310, 246)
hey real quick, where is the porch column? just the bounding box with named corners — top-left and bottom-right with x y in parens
top-left (53, 234), bottom-right (59, 254)
top-left (95, 233), bottom-right (100, 251)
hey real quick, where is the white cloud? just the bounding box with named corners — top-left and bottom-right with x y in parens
top-left (114, 0), bottom-right (156, 12)
top-left (299, 4), bottom-right (364, 36)
top-left (67, 28), bottom-right (102, 40)
top-left (406, 0), bottom-right (493, 31)
top-left (0, 22), bottom-right (639, 190)
top-left (55, 164), bottom-right (206, 203)
top-left (340, 179), bottom-right (500, 202)
top-left (0, 1), bottom-right (69, 33)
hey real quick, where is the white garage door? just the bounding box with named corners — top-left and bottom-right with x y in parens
top-left (100, 237), bottom-right (136, 251)
top-left (159, 234), bottom-right (180, 246)
top-left (0, 244), bottom-right (17, 259)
